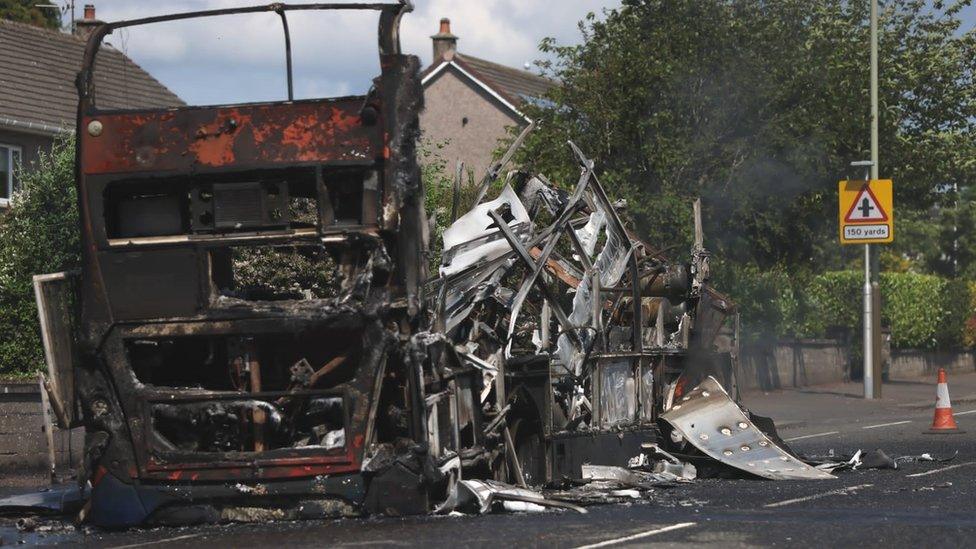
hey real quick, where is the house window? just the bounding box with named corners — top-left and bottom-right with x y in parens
top-left (0, 144), bottom-right (21, 206)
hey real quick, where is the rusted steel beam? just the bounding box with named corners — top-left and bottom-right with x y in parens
top-left (246, 342), bottom-right (266, 452)
top-left (502, 425), bottom-right (527, 488)
top-left (565, 223), bottom-right (594, 272)
top-left (86, 3), bottom-right (404, 31)
top-left (275, 7), bottom-right (295, 101)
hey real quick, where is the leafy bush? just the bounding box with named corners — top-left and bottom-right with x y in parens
top-left (230, 197), bottom-right (339, 299)
top-left (716, 263), bottom-right (802, 343)
top-left (935, 278), bottom-right (974, 350)
top-left (794, 271), bottom-right (971, 350)
top-left (421, 142), bottom-right (455, 272)
top-left (801, 271), bottom-right (862, 338)
top-left (0, 136), bottom-right (79, 378)
top-left (880, 272), bottom-right (946, 349)
top-left (731, 268), bottom-right (974, 350)
top-left (963, 281), bottom-right (976, 349)
top-left (422, 139), bottom-right (485, 271)
top-left (232, 246), bottom-right (338, 300)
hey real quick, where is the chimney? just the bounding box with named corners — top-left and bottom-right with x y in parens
top-left (75, 4), bottom-right (103, 40)
top-left (431, 18), bottom-right (458, 61)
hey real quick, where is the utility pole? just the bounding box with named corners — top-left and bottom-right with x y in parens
top-left (851, 160), bottom-right (875, 400)
top-left (841, 1), bottom-right (883, 400)
top-left (870, 0), bottom-right (879, 184)
top-left (869, 0), bottom-right (881, 399)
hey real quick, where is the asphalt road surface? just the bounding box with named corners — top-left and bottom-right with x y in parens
top-left (4, 374), bottom-right (975, 548)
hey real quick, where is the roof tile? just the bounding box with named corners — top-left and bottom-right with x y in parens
top-left (0, 20), bottom-right (184, 129)
top-left (454, 54), bottom-right (555, 106)
top-left (423, 52), bottom-right (556, 113)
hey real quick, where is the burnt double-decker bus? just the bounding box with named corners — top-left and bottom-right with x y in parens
top-left (30, 1), bottom-right (763, 529)
top-left (62, 2), bottom-right (435, 527)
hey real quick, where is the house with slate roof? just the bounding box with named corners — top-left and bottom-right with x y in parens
top-left (0, 5), bottom-right (182, 208)
top-left (420, 18), bottom-right (556, 175)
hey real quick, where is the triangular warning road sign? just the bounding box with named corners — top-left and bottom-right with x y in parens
top-left (844, 185), bottom-right (889, 223)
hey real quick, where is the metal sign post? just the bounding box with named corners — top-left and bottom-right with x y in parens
top-left (851, 162), bottom-right (875, 399)
top-left (870, 0), bottom-right (881, 399)
top-left (840, 171), bottom-right (892, 399)
top-left (863, 241), bottom-right (874, 399)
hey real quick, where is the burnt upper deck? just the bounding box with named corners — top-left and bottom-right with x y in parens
top-left (73, 2), bottom-right (425, 339)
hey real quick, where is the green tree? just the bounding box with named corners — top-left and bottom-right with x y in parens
top-left (521, 0), bottom-right (976, 263)
top-left (422, 139), bottom-right (484, 271)
top-left (0, 0), bottom-right (61, 30)
top-left (892, 184), bottom-right (976, 279)
top-left (515, 0), bottom-right (976, 338)
top-left (0, 136), bottom-right (79, 377)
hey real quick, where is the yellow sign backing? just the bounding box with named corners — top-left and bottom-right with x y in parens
top-left (838, 179), bottom-right (893, 244)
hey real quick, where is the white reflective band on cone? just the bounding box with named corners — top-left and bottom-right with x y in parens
top-left (936, 383), bottom-right (952, 409)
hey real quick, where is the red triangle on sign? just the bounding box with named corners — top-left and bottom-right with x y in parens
top-left (844, 185), bottom-right (888, 223)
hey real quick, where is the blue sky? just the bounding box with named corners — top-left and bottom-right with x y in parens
top-left (68, 1), bottom-right (976, 106)
top-left (77, 0), bottom-right (623, 106)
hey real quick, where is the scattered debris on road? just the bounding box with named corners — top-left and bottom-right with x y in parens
top-left (799, 448), bottom-right (961, 475)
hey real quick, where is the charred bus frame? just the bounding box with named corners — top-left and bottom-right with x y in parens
top-left (63, 2), bottom-right (434, 527)
top-left (33, 2), bottom-right (741, 527)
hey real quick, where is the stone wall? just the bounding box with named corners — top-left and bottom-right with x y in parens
top-left (738, 339), bottom-right (850, 392)
top-left (737, 339), bottom-right (976, 392)
top-left (888, 350), bottom-right (976, 380)
top-left (0, 381), bottom-right (82, 474)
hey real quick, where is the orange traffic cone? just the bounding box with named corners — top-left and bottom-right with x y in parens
top-left (926, 368), bottom-right (964, 434)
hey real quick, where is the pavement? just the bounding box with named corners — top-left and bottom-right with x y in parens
top-left (3, 372), bottom-right (976, 547)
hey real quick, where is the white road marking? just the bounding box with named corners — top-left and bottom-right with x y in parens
top-left (106, 534), bottom-right (202, 549)
top-left (338, 543), bottom-right (412, 547)
top-left (954, 409), bottom-right (976, 416)
top-left (573, 522), bottom-right (697, 549)
top-left (763, 484), bottom-right (873, 508)
top-left (862, 420), bottom-right (912, 429)
top-left (906, 461), bottom-right (976, 478)
top-left (784, 431), bottom-right (839, 442)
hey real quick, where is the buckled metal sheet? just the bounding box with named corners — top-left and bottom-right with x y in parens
top-left (661, 377), bottom-right (835, 480)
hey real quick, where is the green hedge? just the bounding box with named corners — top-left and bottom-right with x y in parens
top-left (0, 136), bottom-right (79, 378)
top-left (730, 269), bottom-right (976, 350)
top-left (801, 271), bottom-right (861, 339)
top-left (713, 264), bottom-right (802, 343)
top-left (964, 281), bottom-right (976, 348)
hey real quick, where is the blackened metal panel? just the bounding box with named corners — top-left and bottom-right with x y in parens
top-left (99, 249), bottom-right (202, 320)
top-left (548, 430), bottom-right (659, 481)
top-left (80, 99), bottom-right (380, 175)
top-left (115, 195), bottom-right (184, 238)
top-left (380, 54), bottom-right (426, 315)
top-left (693, 286), bottom-right (733, 349)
